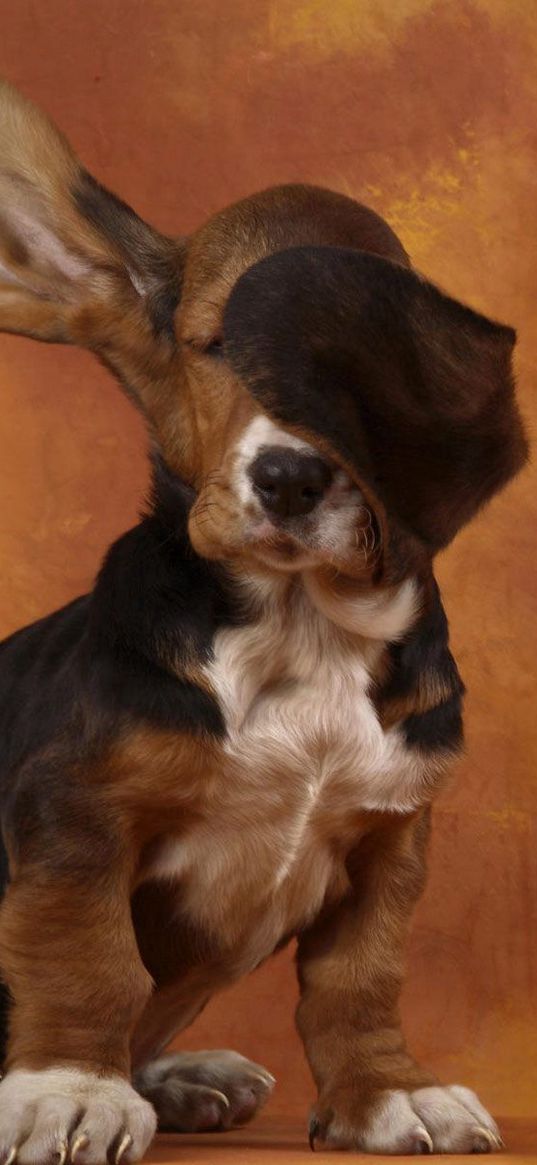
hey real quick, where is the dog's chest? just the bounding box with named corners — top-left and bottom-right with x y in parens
top-left (208, 588), bottom-right (386, 811)
top-left (149, 583), bottom-right (430, 968)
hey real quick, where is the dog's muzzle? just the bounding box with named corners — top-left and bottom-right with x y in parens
top-left (249, 446), bottom-right (333, 520)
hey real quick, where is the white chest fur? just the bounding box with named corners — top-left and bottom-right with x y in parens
top-left (207, 573), bottom-right (431, 809)
top-left (149, 574), bottom-right (438, 968)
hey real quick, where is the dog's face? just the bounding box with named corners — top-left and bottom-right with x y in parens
top-left (0, 81), bottom-right (527, 584)
top-left (189, 405), bottom-right (374, 576)
top-left (175, 194), bottom-right (384, 578)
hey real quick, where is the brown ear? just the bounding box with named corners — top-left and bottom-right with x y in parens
top-left (0, 79), bottom-right (183, 412)
top-left (223, 245), bottom-right (528, 578)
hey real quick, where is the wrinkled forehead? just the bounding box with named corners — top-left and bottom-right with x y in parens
top-left (179, 184), bottom-right (408, 324)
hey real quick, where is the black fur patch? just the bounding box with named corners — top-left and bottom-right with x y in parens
top-left (378, 579), bottom-right (465, 755)
top-left (87, 460), bottom-right (238, 736)
top-left (403, 695), bottom-right (463, 754)
top-left (382, 580), bottom-right (464, 705)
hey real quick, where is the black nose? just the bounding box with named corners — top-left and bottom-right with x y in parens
top-left (250, 447), bottom-right (333, 518)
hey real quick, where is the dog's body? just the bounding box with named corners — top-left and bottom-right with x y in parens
top-left (0, 81), bottom-right (527, 1163)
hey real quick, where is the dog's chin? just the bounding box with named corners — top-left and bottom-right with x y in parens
top-left (237, 518), bottom-right (317, 573)
top-left (244, 525), bottom-right (380, 582)
top-left (245, 520), bottom-right (342, 575)
top-left (249, 541), bottom-right (319, 573)
top-left (189, 510), bottom-right (374, 579)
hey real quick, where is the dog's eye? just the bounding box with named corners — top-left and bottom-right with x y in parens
top-left (204, 338), bottom-right (224, 358)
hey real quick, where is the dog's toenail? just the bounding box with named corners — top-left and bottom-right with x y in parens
top-left (308, 1118), bottom-right (321, 1151)
top-left (472, 1129), bottom-right (499, 1154)
top-left (71, 1134), bottom-right (89, 1162)
top-left (412, 1127), bottom-right (433, 1154)
top-left (253, 1072), bottom-right (275, 1088)
top-left (212, 1089), bottom-right (230, 1109)
top-left (56, 1141), bottom-right (69, 1165)
top-left (115, 1132), bottom-right (133, 1164)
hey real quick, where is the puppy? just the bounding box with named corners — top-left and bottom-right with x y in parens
top-left (0, 80), bottom-right (527, 1163)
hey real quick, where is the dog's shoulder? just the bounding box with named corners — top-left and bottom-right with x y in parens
top-left (0, 463), bottom-right (243, 789)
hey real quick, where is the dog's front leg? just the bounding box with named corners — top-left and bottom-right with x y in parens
top-left (296, 809), bottom-right (501, 1155)
top-left (0, 835), bottom-right (156, 1165)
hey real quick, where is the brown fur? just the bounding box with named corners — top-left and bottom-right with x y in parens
top-left (297, 811), bottom-right (436, 1141)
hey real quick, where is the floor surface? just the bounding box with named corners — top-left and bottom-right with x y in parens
top-left (147, 1116), bottom-right (536, 1164)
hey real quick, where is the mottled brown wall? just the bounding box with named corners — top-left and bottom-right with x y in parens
top-left (0, 0), bottom-right (535, 1119)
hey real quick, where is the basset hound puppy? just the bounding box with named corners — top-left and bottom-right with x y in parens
top-left (0, 80), bottom-right (528, 1163)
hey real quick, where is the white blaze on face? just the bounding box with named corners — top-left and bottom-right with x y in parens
top-left (233, 414), bottom-right (315, 507)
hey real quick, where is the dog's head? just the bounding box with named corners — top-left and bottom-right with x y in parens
top-left (0, 81), bottom-right (527, 583)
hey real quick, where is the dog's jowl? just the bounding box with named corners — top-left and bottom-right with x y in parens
top-left (0, 80), bottom-right (528, 1162)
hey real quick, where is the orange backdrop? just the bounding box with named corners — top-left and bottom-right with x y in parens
top-left (0, 0), bottom-right (535, 1122)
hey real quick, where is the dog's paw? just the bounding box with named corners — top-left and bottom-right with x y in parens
top-left (309, 1084), bottom-right (503, 1154)
top-left (134, 1048), bottom-right (275, 1131)
top-left (0, 1068), bottom-right (156, 1165)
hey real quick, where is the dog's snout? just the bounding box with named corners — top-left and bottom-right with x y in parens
top-left (250, 447), bottom-right (332, 519)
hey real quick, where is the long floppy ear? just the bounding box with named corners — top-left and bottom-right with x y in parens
top-left (223, 245), bottom-right (528, 578)
top-left (0, 80), bottom-right (183, 420)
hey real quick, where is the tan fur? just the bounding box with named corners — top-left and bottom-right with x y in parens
top-left (0, 857), bottom-right (152, 1076)
top-left (377, 672), bottom-right (457, 730)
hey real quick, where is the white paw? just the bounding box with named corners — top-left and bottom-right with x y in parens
top-left (135, 1048), bottom-right (275, 1130)
top-left (0, 1068), bottom-right (157, 1165)
top-left (312, 1084), bottom-right (503, 1154)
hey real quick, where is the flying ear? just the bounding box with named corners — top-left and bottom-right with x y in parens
top-left (0, 79), bottom-right (182, 399)
top-left (223, 245), bottom-right (528, 578)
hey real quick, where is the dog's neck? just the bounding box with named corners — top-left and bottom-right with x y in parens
top-left (302, 569), bottom-right (419, 641)
top-left (231, 565), bottom-right (420, 649)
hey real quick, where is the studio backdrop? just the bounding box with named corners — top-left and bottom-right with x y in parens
top-left (0, 0), bottom-right (535, 1119)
